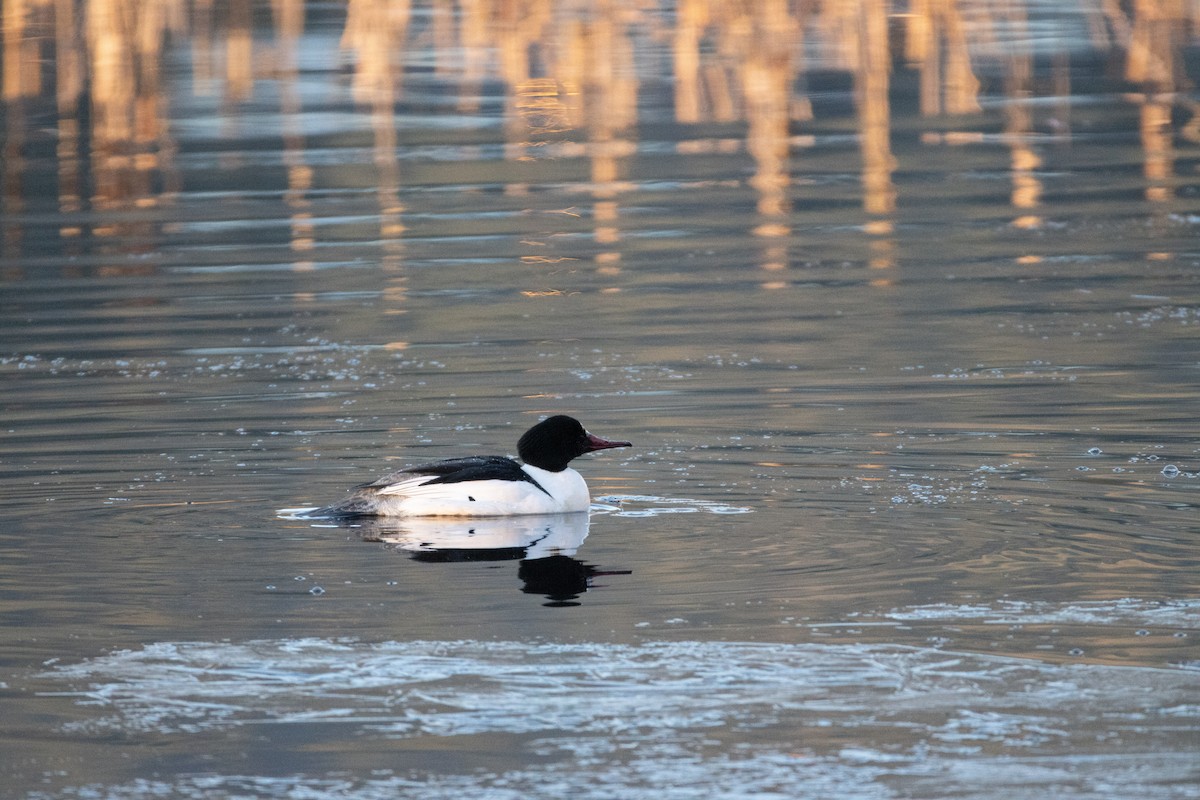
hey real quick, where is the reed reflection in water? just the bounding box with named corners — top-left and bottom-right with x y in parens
top-left (2, 0), bottom-right (1198, 275)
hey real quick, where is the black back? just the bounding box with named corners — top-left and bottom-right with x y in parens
top-left (367, 455), bottom-right (549, 494)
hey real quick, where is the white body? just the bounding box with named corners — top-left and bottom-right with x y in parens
top-left (369, 465), bottom-right (591, 517)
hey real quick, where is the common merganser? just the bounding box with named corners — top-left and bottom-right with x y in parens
top-left (315, 415), bottom-right (631, 518)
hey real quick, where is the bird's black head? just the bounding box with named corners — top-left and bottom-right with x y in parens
top-left (517, 415), bottom-right (632, 472)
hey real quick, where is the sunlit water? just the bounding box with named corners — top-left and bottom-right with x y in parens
top-left (2, 1), bottom-right (1199, 797)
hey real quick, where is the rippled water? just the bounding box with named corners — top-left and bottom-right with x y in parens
top-left (2, 1), bottom-right (1199, 797)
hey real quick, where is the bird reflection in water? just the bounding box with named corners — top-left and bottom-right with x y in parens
top-left (348, 513), bottom-right (630, 607)
top-left (516, 555), bottom-right (631, 608)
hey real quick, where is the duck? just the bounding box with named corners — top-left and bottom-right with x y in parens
top-left (315, 415), bottom-right (631, 518)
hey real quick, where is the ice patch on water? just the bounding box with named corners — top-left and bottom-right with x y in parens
top-left (879, 597), bottom-right (1200, 628)
top-left (25, 639), bottom-right (1199, 799)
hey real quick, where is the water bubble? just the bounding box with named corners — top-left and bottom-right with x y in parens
top-left (309, 586), bottom-right (325, 596)
top-left (1135, 629), bottom-right (1150, 637)
top-left (1068, 648), bottom-right (1085, 656)
top-left (1086, 447), bottom-right (1103, 456)
top-left (1161, 464), bottom-right (1181, 478)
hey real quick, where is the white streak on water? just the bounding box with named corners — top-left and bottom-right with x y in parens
top-left (878, 597), bottom-right (1200, 628)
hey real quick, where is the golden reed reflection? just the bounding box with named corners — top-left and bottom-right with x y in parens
top-left (2, 0), bottom-right (1198, 277)
top-left (340, 0), bottom-right (409, 300)
top-left (1000, 1), bottom-right (1043, 232)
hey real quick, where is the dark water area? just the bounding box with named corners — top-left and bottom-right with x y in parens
top-left (2, 1), bottom-right (1199, 797)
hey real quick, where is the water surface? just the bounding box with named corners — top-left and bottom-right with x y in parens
top-left (2, 1), bottom-right (1198, 797)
